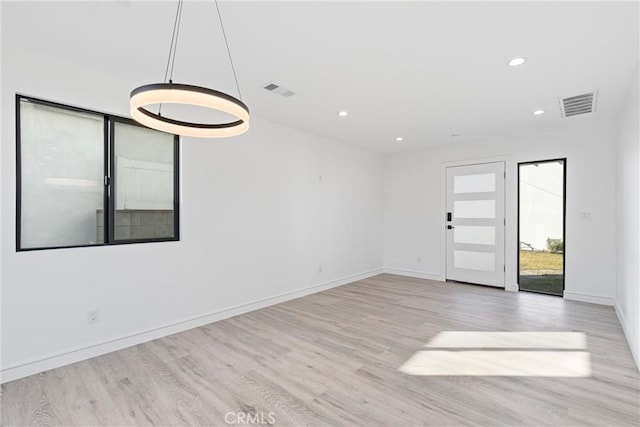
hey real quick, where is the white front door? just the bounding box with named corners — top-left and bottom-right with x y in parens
top-left (446, 162), bottom-right (505, 287)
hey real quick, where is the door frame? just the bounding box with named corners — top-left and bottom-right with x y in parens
top-left (517, 158), bottom-right (567, 295)
top-left (440, 156), bottom-right (508, 288)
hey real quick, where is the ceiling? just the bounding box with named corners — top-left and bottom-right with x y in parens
top-left (4, 1), bottom-right (639, 152)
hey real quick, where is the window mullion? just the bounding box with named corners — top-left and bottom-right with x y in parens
top-left (107, 117), bottom-right (115, 244)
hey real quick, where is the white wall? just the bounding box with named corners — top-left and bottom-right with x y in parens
top-left (384, 119), bottom-right (617, 305)
top-left (615, 63), bottom-right (639, 370)
top-left (0, 44), bottom-right (384, 381)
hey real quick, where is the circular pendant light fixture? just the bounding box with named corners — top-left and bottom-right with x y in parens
top-left (130, 0), bottom-right (249, 138)
top-left (130, 83), bottom-right (249, 138)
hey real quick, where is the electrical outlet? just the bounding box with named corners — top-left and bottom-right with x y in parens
top-left (87, 309), bottom-right (99, 324)
top-left (416, 256), bottom-right (422, 263)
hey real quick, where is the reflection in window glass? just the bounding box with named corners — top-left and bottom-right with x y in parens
top-left (19, 100), bottom-right (104, 249)
top-left (113, 122), bottom-right (176, 241)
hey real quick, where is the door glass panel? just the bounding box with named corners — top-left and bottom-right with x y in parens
top-left (454, 226), bottom-right (495, 245)
top-left (454, 173), bottom-right (495, 194)
top-left (454, 200), bottom-right (495, 219)
top-left (454, 250), bottom-right (495, 272)
top-left (519, 160), bottom-right (565, 296)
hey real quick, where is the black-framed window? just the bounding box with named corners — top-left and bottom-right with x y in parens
top-left (517, 158), bottom-right (566, 296)
top-left (16, 95), bottom-right (180, 251)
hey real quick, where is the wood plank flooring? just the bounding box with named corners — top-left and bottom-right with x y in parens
top-left (2, 274), bottom-right (639, 426)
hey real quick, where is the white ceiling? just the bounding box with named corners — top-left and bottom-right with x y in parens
top-left (4, 1), bottom-right (639, 152)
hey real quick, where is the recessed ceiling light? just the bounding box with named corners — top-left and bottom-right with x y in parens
top-left (396, 137), bottom-right (403, 142)
top-left (508, 57), bottom-right (527, 67)
top-left (338, 111), bottom-right (348, 117)
top-left (532, 110), bottom-right (545, 115)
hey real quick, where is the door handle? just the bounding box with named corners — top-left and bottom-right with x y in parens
top-left (447, 225), bottom-right (455, 230)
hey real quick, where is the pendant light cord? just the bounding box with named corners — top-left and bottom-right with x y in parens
top-left (159, 0), bottom-right (243, 116)
top-left (215, 0), bottom-right (243, 100)
top-left (164, 0), bottom-right (184, 84)
top-left (159, 0), bottom-right (184, 115)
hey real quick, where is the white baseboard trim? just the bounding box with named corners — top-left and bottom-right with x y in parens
top-left (505, 284), bottom-right (519, 292)
top-left (383, 267), bottom-right (445, 282)
top-left (615, 302), bottom-right (640, 372)
top-left (1, 268), bottom-right (383, 384)
top-left (563, 290), bottom-right (615, 306)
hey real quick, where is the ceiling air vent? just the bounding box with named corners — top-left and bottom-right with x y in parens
top-left (558, 90), bottom-right (598, 118)
top-left (263, 82), bottom-right (296, 98)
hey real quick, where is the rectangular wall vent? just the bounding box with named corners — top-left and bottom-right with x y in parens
top-left (263, 82), bottom-right (296, 98)
top-left (558, 91), bottom-right (598, 118)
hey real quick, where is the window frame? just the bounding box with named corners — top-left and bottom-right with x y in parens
top-left (15, 94), bottom-right (180, 251)
top-left (516, 158), bottom-right (567, 296)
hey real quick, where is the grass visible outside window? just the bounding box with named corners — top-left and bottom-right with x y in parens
top-left (519, 251), bottom-right (563, 272)
top-left (519, 250), bottom-right (564, 295)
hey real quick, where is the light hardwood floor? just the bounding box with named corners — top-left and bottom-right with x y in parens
top-left (1, 274), bottom-right (639, 426)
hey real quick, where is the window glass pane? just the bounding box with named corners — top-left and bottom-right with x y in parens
top-left (19, 100), bottom-right (104, 249)
top-left (113, 122), bottom-right (175, 240)
top-left (519, 160), bottom-right (565, 296)
top-left (454, 173), bottom-right (495, 194)
top-left (454, 200), bottom-right (496, 219)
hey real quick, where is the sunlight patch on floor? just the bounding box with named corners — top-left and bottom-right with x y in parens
top-left (399, 331), bottom-right (591, 377)
top-left (425, 331), bottom-right (587, 349)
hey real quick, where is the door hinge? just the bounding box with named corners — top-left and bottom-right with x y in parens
top-left (504, 218), bottom-right (506, 225)
top-left (504, 171), bottom-right (506, 179)
top-left (504, 265), bottom-right (506, 272)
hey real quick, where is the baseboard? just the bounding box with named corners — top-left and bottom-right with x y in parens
top-left (383, 267), bottom-right (445, 282)
top-left (615, 302), bottom-right (640, 372)
top-left (505, 284), bottom-right (519, 292)
top-left (563, 290), bottom-right (615, 306)
top-left (0, 267), bottom-right (383, 384)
